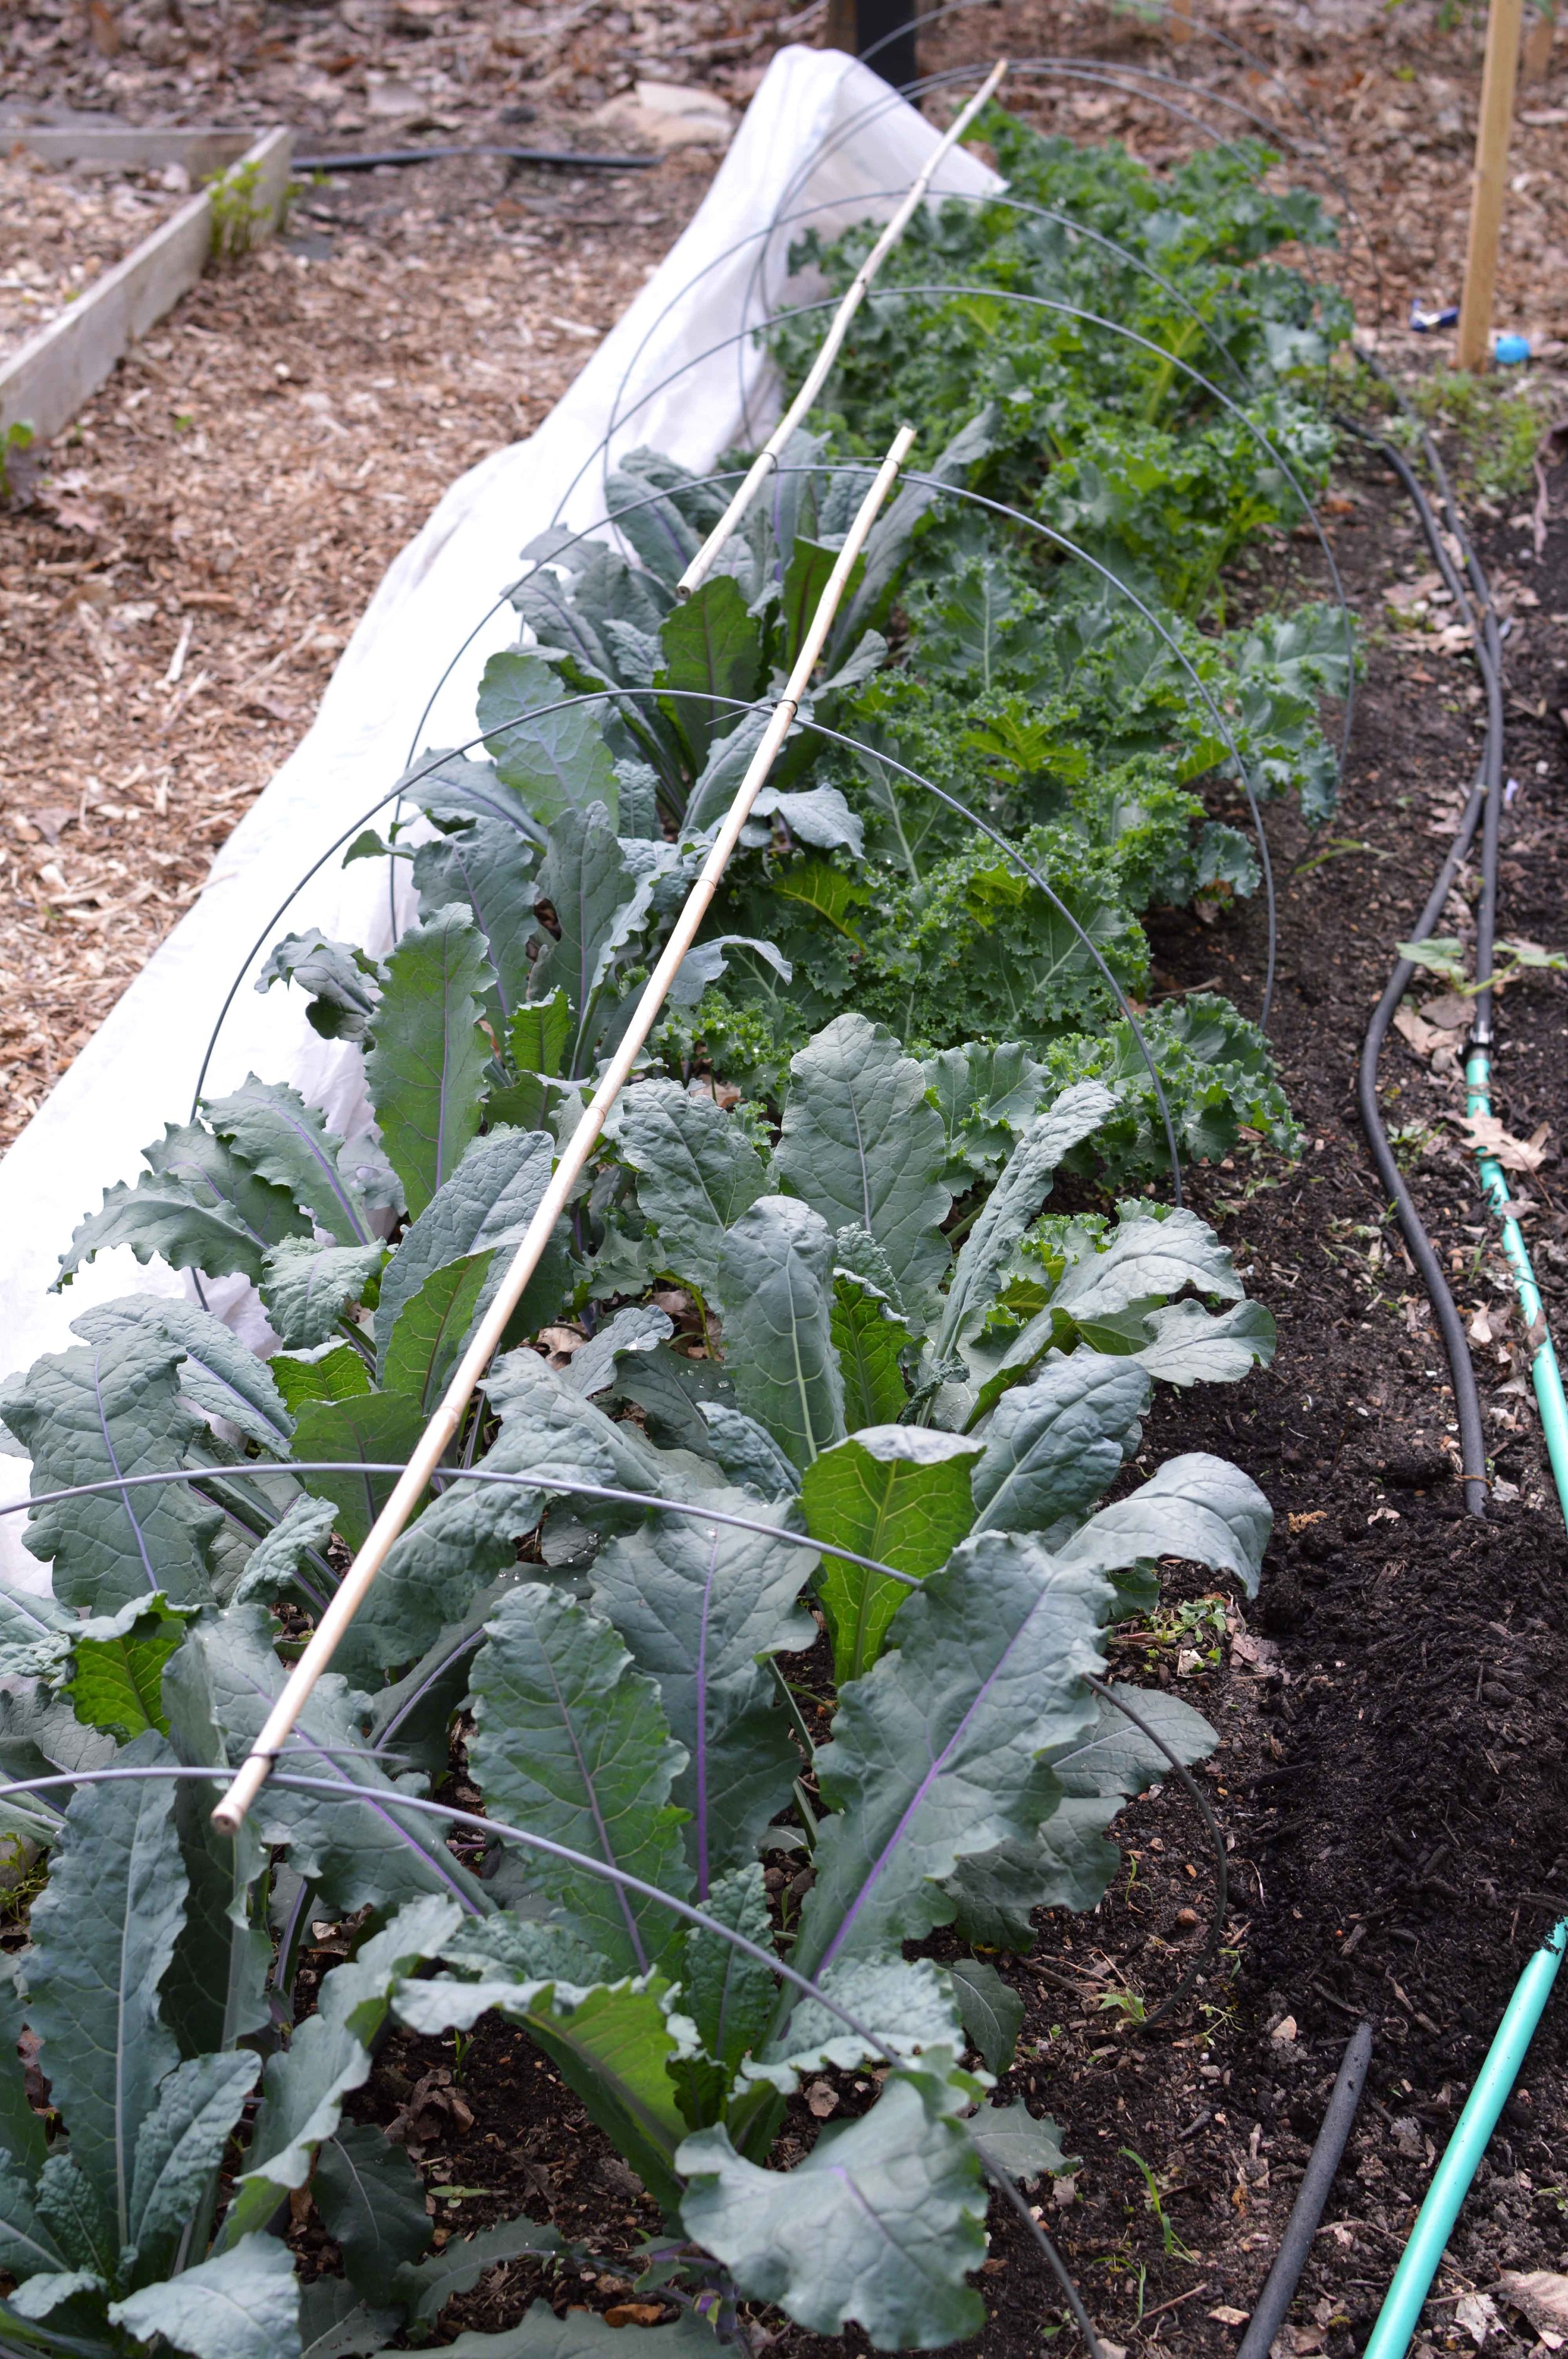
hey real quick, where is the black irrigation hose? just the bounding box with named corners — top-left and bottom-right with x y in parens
top-left (1357, 777), bottom-right (1490, 1516)
top-left (292, 145), bottom-right (657, 173)
top-left (1342, 412), bottom-right (1505, 1516)
top-left (1234, 2021), bottom-right (1374, 2359)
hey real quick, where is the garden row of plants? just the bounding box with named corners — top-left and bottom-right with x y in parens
top-left (0, 108), bottom-right (1350, 2358)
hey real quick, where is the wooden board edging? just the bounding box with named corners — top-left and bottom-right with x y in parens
top-left (3, 125), bottom-right (259, 178)
top-left (0, 124), bottom-right (292, 447)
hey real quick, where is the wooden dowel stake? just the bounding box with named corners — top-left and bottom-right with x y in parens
top-left (1457, 0), bottom-right (1526, 371)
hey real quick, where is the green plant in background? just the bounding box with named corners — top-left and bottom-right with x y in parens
top-left (1350, 361), bottom-right (1552, 504)
top-left (0, 420), bottom-right (34, 503)
top-left (1120, 2146), bottom-right (1196, 2262)
top-left (390, 105), bottom-right (1354, 1183)
top-left (206, 157), bottom-right (269, 263)
top-left (1396, 934), bottom-right (1567, 993)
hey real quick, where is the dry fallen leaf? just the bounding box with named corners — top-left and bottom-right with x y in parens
top-left (1420, 992), bottom-right (1473, 1028)
top-left (603, 2304), bottom-right (669, 2328)
top-left (1456, 2291), bottom-right (1501, 2346)
top-left (1232, 1631), bottom-right (1282, 1671)
top-left (1495, 2272), bottom-right (1568, 2343)
top-left (1384, 573), bottom-right (1446, 609)
top-left (1450, 1112), bottom-right (1553, 1173)
top-left (1210, 2305), bottom-right (1250, 2327)
top-left (805, 2078), bottom-right (839, 2119)
top-left (1394, 1005), bottom-right (1460, 1059)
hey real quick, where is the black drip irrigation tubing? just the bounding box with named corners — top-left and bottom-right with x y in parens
top-left (293, 144), bottom-right (657, 173)
top-left (1234, 2022), bottom-right (1375, 2359)
top-left (1341, 371), bottom-right (1507, 1518)
top-left (1222, 365), bottom-right (1555, 2348)
top-left (1083, 1676), bottom-right (1229, 2032)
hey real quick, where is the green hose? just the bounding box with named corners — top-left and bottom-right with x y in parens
top-left (1465, 1047), bottom-right (1568, 1510)
top-left (1360, 1046), bottom-right (1568, 2358)
top-left (1361, 1920), bottom-right (1566, 2359)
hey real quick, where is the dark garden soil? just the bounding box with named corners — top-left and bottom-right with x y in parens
top-left (280, 439), bottom-right (1568, 2358)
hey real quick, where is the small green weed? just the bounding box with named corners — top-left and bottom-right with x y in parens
top-left (1120, 1592), bottom-right (1229, 1675)
top-left (1293, 836), bottom-right (1390, 879)
top-left (208, 157), bottom-right (270, 262)
top-left (0, 419), bottom-right (33, 504)
top-left (1396, 934), bottom-right (1567, 994)
top-left (1406, 370), bottom-right (1552, 504)
top-left (1097, 1986), bottom-right (1150, 2026)
top-left (1120, 2147), bottom-right (1196, 2262)
top-left (0, 1836), bottom-right (46, 1925)
top-left (1387, 1118), bottom-right (1442, 1171)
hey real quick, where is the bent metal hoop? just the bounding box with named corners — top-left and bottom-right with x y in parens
top-left (211, 423), bottom-right (916, 1839)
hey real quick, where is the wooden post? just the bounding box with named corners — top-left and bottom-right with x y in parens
top-left (853, 0), bottom-right (918, 87)
top-left (1521, 6), bottom-right (1554, 82)
top-left (1167, 0), bottom-right (1195, 46)
top-left (825, 0), bottom-right (856, 51)
top-left (1456, 0), bottom-right (1526, 371)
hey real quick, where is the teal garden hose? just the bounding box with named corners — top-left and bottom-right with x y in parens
top-left (1362, 1922), bottom-right (1567, 2359)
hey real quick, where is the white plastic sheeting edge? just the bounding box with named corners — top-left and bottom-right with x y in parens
top-left (0, 45), bottom-right (999, 1584)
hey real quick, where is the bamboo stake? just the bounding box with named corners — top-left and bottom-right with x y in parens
top-left (1456, 0), bottom-right (1525, 372)
top-left (673, 60), bottom-right (1005, 600)
top-left (211, 423), bottom-right (917, 1840)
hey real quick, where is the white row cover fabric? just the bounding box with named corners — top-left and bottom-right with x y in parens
top-left (0, 46), bottom-right (998, 1582)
